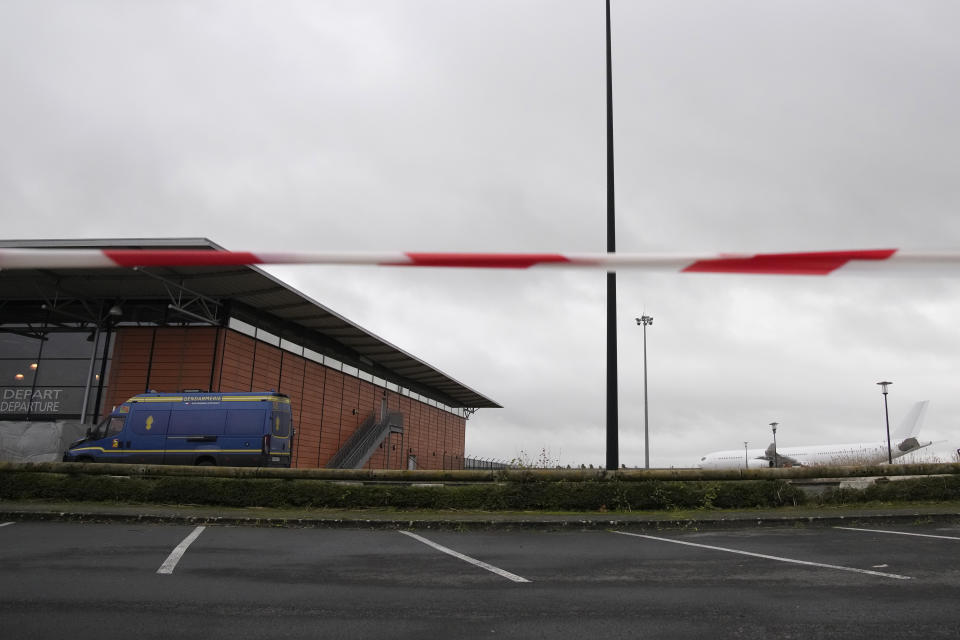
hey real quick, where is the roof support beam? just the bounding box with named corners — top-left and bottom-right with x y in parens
top-left (134, 267), bottom-right (222, 325)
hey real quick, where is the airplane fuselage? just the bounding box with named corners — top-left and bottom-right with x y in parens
top-left (697, 440), bottom-right (931, 470)
top-left (697, 400), bottom-right (932, 470)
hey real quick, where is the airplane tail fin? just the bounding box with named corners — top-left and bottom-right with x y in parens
top-left (892, 400), bottom-right (929, 440)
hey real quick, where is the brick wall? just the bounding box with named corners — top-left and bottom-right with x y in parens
top-left (105, 326), bottom-right (467, 469)
top-left (103, 327), bottom-right (218, 417)
top-left (103, 328), bottom-right (152, 413)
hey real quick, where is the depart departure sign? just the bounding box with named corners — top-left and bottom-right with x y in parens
top-left (1, 388), bottom-right (65, 414)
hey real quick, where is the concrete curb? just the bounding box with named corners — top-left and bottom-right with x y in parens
top-left (3, 507), bottom-right (959, 531)
top-left (5, 460), bottom-right (960, 482)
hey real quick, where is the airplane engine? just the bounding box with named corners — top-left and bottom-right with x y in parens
top-left (898, 437), bottom-right (920, 452)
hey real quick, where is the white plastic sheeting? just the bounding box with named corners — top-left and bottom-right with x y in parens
top-left (0, 421), bottom-right (87, 462)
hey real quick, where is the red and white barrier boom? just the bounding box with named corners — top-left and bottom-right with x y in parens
top-left (0, 248), bottom-right (958, 275)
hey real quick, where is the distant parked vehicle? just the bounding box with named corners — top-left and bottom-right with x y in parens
top-left (63, 391), bottom-right (292, 467)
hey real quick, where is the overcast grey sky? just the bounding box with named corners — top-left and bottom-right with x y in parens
top-left (2, 1), bottom-right (959, 466)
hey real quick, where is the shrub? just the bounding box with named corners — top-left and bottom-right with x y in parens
top-left (819, 475), bottom-right (960, 504)
top-left (0, 471), bottom-right (843, 512)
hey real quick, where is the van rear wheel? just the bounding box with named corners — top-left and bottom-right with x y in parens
top-left (195, 458), bottom-right (216, 466)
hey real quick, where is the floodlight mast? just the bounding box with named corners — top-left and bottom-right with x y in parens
top-left (877, 381), bottom-right (893, 464)
top-left (636, 315), bottom-right (653, 469)
top-left (605, 0), bottom-right (619, 471)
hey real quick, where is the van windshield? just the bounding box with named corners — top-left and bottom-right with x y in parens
top-left (90, 415), bottom-right (126, 440)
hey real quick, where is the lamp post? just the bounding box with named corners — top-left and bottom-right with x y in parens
top-left (636, 315), bottom-right (653, 469)
top-left (604, 0), bottom-right (619, 472)
top-left (770, 422), bottom-right (779, 468)
top-left (877, 381), bottom-right (893, 464)
top-left (744, 441), bottom-right (749, 469)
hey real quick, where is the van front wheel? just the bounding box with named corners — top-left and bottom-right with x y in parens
top-left (195, 458), bottom-right (216, 466)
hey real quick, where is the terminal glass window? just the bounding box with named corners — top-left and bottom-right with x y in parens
top-left (0, 330), bottom-right (113, 422)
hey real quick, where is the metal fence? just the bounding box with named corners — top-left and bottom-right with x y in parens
top-left (462, 456), bottom-right (511, 470)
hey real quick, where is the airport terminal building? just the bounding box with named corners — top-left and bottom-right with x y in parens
top-left (0, 238), bottom-right (499, 469)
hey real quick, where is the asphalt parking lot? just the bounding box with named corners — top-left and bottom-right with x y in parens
top-left (2, 520), bottom-right (959, 639)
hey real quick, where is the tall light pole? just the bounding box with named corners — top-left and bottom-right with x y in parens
top-left (744, 441), bottom-right (749, 469)
top-left (636, 315), bottom-right (653, 468)
top-left (877, 381), bottom-right (893, 464)
top-left (604, 0), bottom-right (619, 471)
top-left (770, 422), bottom-right (779, 468)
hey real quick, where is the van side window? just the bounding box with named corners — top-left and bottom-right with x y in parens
top-left (169, 409), bottom-right (226, 435)
top-left (226, 409), bottom-right (264, 436)
top-left (105, 416), bottom-right (125, 437)
top-left (272, 412), bottom-right (290, 437)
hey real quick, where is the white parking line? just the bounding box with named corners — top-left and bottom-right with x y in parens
top-left (0, 522), bottom-right (13, 528)
top-left (611, 530), bottom-right (912, 580)
top-left (157, 526), bottom-right (206, 575)
top-left (835, 526), bottom-right (960, 541)
top-left (398, 531), bottom-right (531, 583)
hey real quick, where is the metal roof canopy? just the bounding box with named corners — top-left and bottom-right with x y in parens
top-left (0, 238), bottom-right (499, 409)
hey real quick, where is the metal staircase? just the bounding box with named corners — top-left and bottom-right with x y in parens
top-left (325, 404), bottom-right (404, 469)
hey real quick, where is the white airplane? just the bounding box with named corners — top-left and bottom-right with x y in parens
top-left (697, 401), bottom-right (932, 469)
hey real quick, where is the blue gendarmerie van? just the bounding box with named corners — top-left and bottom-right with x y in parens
top-left (63, 391), bottom-right (292, 467)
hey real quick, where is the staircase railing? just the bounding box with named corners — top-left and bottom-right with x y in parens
top-left (325, 409), bottom-right (404, 469)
